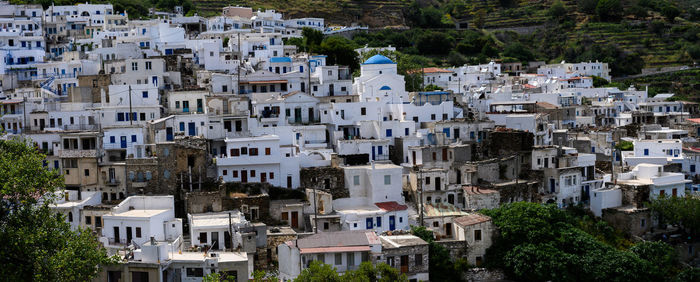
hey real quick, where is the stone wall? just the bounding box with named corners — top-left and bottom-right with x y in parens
top-left (300, 167), bottom-right (347, 199)
top-left (484, 131), bottom-right (534, 158)
top-left (462, 268), bottom-right (506, 282)
top-left (382, 244), bottom-right (429, 277)
top-left (602, 207), bottom-right (652, 236)
top-left (264, 227), bottom-right (298, 270)
top-left (435, 239), bottom-right (468, 260)
top-left (185, 190), bottom-right (223, 214)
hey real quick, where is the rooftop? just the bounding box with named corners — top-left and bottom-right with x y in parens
top-left (453, 213), bottom-right (491, 227)
top-left (379, 234), bottom-right (428, 249)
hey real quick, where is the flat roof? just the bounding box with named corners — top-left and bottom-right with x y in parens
top-left (112, 209), bottom-right (169, 218)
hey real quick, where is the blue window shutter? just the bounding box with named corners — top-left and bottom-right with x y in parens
top-left (131, 135), bottom-right (137, 142)
top-left (386, 129), bottom-right (392, 137)
top-left (179, 122), bottom-right (185, 131)
top-left (117, 113), bottom-right (124, 121)
top-left (142, 91), bottom-right (148, 98)
top-left (110, 136), bottom-right (115, 143)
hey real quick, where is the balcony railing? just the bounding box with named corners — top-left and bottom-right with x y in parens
top-left (105, 178), bottom-right (121, 186)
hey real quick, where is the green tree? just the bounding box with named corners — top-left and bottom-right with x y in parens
top-left (661, 5), bottom-right (680, 22)
top-left (472, 9), bottom-right (486, 29)
top-left (319, 36), bottom-right (359, 72)
top-left (0, 139), bottom-right (113, 281)
top-left (203, 272), bottom-right (236, 282)
top-left (547, 0), bottom-right (568, 21)
top-left (688, 44), bottom-right (700, 61)
top-left (302, 27), bottom-right (324, 53)
top-left (502, 42), bottom-right (535, 63)
top-left (416, 31), bottom-right (452, 55)
top-left (578, 0), bottom-right (599, 15)
top-left (481, 202), bottom-right (687, 281)
top-left (596, 0), bottom-right (622, 22)
top-left (592, 75), bottom-right (609, 87)
top-left (295, 261), bottom-right (341, 282)
top-left (342, 262), bottom-right (408, 282)
top-left (410, 226), bottom-right (466, 281)
top-left (648, 195), bottom-right (700, 236)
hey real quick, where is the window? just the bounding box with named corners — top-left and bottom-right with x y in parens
top-left (175, 101), bottom-right (180, 108)
top-left (186, 268), bottom-right (204, 277)
top-left (231, 148), bottom-right (240, 156)
top-left (386, 129), bottom-right (392, 137)
top-left (199, 232), bottom-right (207, 244)
top-left (222, 170), bottom-right (227, 176)
top-left (251, 170), bottom-right (256, 177)
top-left (140, 113), bottom-right (146, 121)
top-left (85, 216), bottom-right (92, 225)
top-left (84, 169), bottom-right (90, 176)
top-left (353, 175), bottom-right (360, 186)
top-left (233, 170), bottom-right (239, 178)
top-left (135, 227), bottom-right (142, 238)
top-left (145, 61), bottom-right (152, 70)
top-left (474, 229), bottom-right (482, 241)
top-left (250, 148), bottom-right (259, 156)
top-left (110, 136), bottom-right (115, 143)
top-left (241, 147), bottom-right (248, 155)
top-left (433, 222), bottom-right (439, 227)
top-left (425, 177), bottom-right (430, 185)
top-left (131, 62), bottom-right (138, 71)
top-left (644, 149), bottom-right (649, 156)
top-left (335, 253), bottom-right (342, 265)
top-left (68, 212), bottom-right (73, 222)
top-left (361, 107), bottom-right (366, 115)
top-left (376, 217), bottom-right (382, 227)
top-left (384, 175), bottom-right (391, 185)
top-left (117, 112), bottom-right (125, 121)
top-left (415, 254), bottom-right (423, 265)
top-left (348, 252), bottom-right (355, 266)
top-left (265, 148), bottom-right (271, 155)
top-left (142, 91), bottom-right (148, 98)
top-left (131, 135), bottom-right (137, 142)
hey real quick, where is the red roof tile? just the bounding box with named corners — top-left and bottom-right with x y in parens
top-left (375, 201), bottom-right (408, 212)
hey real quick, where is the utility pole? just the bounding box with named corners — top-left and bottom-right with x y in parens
top-left (128, 85), bottom-right (133, 125)
top-left (307, 58), bottom-right (311, 94)
top-left (236, 32), bottom-right (241, 94)
top-left (228, 212), bottom-right (234, 250)
top-left (313, 185), bottom-right (318, 234)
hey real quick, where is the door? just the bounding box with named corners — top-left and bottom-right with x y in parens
top-left (113, 227), bottom-right (120, 244)
top-left (224, 231), bottom-right (231, 249)
top-left (308, 108), bottom-right (314, 122)
top-left (287, 176), bottom-right (292, 188)
top-left (183, 101), bottom-right (189, 112)
top-left (241, 170), bottom-right (248, 183)
top-left (389, 215), bottom-right (396, 231)
top-left (291, 211), bottom-right (299, 228)
top-left (366, 217), bottom-right (373, 229)
top-left (120, 136), bottom-right (127, 148)
top-left (550, 178), bottom-right (556, 193)
top-left (372, 146), bottom-right (376, 161)
top-left (435, 177), bottom-right (441, 191)
top-left (261, 172), bottom-right (267, 183)
top-left (196, 99), bottom-right (203, 113)
top-left (188, 122), bottom-right (196, 136)
top-left (400, 255), bottom-right (409, 273)
top-left (211, 232), bottom-right (219, 250)
top-left (126, 226), bottom-right (132, 244)
top-left (294, 108), bottom-right (302, 123)
top-left (166, 127), bottom-right (173, 141)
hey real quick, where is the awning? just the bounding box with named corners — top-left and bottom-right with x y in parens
top-left (299, 245), bottom-right (371, 254)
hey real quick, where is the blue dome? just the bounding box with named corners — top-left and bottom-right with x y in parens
top-left (363, 54), bottom-right (394, 65)
top-left (379, 85), bottom-right (392, 90)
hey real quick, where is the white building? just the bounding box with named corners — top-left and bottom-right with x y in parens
top-left (101, 195), bottom-right (183, 248)
top-left (188, 211), bottom-right (249, 251)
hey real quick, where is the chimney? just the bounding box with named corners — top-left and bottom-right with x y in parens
top-left (371, 161), bottom-right (375, 169)
top-left (150, 236), bottom-right (155, 245)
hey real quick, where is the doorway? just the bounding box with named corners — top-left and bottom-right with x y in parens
top-left (211, 232), bottom-right (219, 250)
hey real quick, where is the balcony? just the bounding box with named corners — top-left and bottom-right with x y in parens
top-left (57, 149), bottom-right (98, 158)
top-left (105, 178), bottom-right (121, 186)
top-left (215, 154), bottom-right (279, 166)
